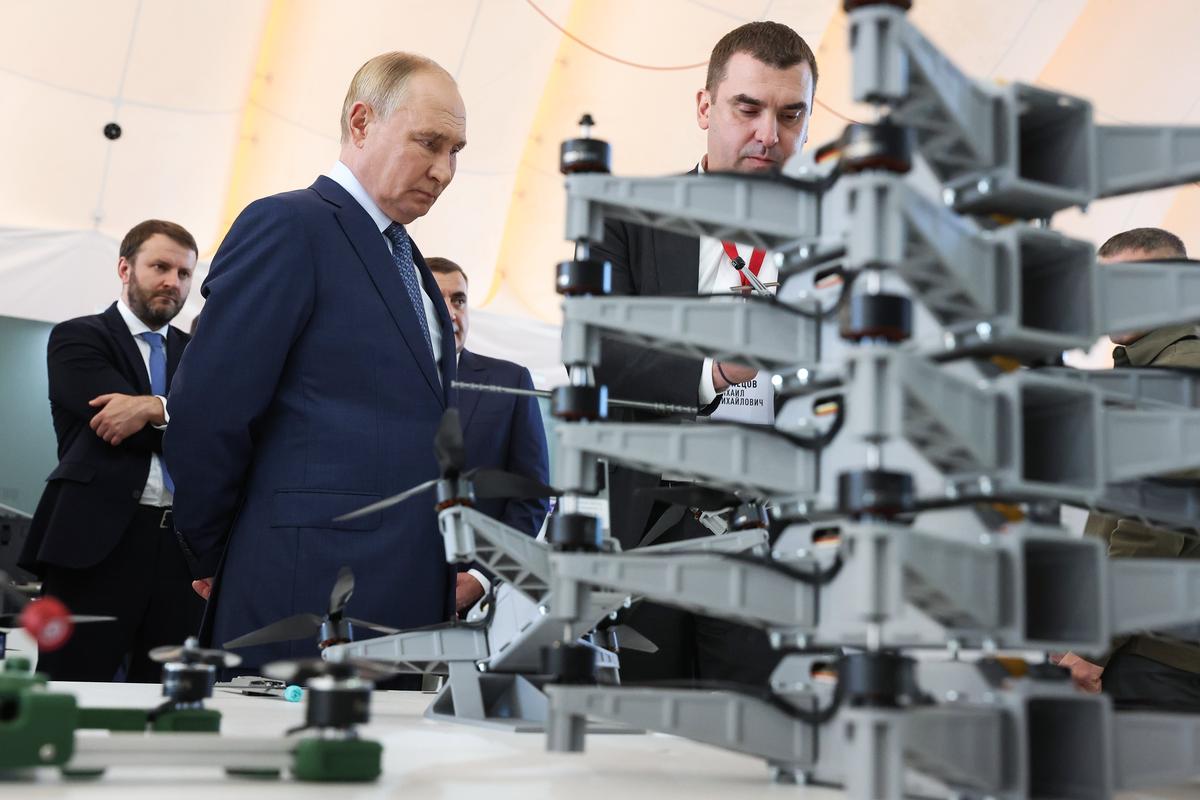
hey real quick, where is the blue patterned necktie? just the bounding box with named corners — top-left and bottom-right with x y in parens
top-left (138, 331), bottom-right (175, 495)
top-left (383, 222), bottom-right (435, 362)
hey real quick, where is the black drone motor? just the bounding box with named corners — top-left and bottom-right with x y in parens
top-left (560, 113), bottom-right (611, 175)
top-left (148, 636), bottom-right (241, 714)
top-left (264, 658), bottom-right (389, 735)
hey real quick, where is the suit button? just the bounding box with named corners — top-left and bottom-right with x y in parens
top-left (132, 490), bottom-right (142, 499)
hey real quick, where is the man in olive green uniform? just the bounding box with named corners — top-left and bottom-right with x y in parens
top-left (1059, 227), bottom-right (1200, 710)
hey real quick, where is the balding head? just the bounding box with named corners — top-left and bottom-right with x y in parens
top-left (338, 52), bottom-right (466, 224)
top-left (340, 52), bottom-right (450, 143)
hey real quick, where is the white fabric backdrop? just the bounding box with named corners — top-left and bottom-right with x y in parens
top-left (4, 0), bottom-right (1200, 384)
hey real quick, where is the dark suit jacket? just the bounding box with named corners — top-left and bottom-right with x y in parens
top-left (164, 176), bottom-right (459, 667)
top-left (20, 303), bottom-right (188, 576)
top-left (458, 349), bottom-right (550, 539)
top-left (590, 201), bottom-right (719, 550)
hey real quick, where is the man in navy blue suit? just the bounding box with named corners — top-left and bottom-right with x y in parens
top-left (164, 53), bottom-right (468, 667)
top-left (425, 256), bottom-right (550, 612)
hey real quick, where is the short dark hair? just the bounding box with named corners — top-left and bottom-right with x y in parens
top-left (119, 220), bottom-right (198, 263)
top-left (426, 256), bottom-right (468, 285)
top-left (706, 21), bottom-right (818, 96)
top-left (1098, 227), bottom-right (1187, 259)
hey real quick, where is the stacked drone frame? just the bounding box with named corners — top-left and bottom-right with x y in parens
top-left (534, 3), bottom-right (1200, 798)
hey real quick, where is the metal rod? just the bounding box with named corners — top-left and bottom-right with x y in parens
top-left (734, 263), bottom-right (774, 297)
top-left (452, 381), bottom-right (697, 416)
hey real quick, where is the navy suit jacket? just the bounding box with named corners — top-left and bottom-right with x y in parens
top-left (20, 304), bottom-right (188, 575)
top-left (458, 349), bottom-right (550, 540)
top-left (164, 176), bottom-right (458, 666)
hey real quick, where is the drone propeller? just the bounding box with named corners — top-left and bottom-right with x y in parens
top-left (223, 566), bottom-right (396, 650)
top-left (342, 617), bottom-right (400, 635)
top-left (223, 613), bottom-right (324, 650)
top-left (594, 605), bottom-right (659, 654)
top-left (0, 579), bottom-right (31, 609)
top-left (262, 656), bottom-right (395, 684)
top-left (471, 469), bottom-right (557, 500)
top-left (608, 624), bottom-right (658, 653)
top-left (637, 485), bottom-right (742, 512)
top-left (335, 408), bottom-right (559, 523)
top-left (332, 479), bottom-right (440, 522)
top-left (434, 407), bottom-right (467, 477)
top-left (149, 637), bottom-right (242, 668)
top-left (329, 565), bottom-right (355, 616)
top-left (0, 596), bottom-right (116, 652)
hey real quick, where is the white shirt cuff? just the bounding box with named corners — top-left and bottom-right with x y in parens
top-left (153, 395), bottom-right (169, 430)
top-left (467, 569), bottom-right (491, 597)
top-left (699, 358), bottom-right (720, 405)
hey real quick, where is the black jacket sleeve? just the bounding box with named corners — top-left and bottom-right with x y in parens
top-left (590, 219), bottom-right (712, 410)
top-left (47, 320), bottom-right (163, 455)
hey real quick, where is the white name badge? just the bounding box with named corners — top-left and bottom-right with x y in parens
top-left (710, 370), bottom-right (774, 425)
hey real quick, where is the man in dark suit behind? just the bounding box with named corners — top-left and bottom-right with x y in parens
top-left (426, 256), bottom-right (550, 612)
top-left (165, 52), bottom-right (467, 669)
top-left (591, 22), bottom-right (818, 685)
top-left (20, 219), bottom-right (204, 681)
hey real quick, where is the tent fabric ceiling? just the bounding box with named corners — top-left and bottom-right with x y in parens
top-left (3, 0), bottom-right (1200, 380)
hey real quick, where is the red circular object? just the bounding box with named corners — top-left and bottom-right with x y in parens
top-left (19, 597), bottom-right (75, 651)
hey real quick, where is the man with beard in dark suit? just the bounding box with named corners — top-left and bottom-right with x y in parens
top-left (21, 219), bottom-right (204, 681)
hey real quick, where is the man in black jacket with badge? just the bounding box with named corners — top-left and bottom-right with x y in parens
top-left (592, 21), bottom-right (818, 685)
top-left (20, 219), bottom-right (204, 681)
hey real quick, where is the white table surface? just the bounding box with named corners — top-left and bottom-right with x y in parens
top-left (11, 681), bottom-right (840, 799)
top-left (8, 681), bottom-right (1195, 799)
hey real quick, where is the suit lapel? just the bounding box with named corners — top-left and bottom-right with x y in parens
top-left (456, 350), bottom-right (487, 431)
top-left (653, 230), bottom-right (700, 295)
top-left (165, 327), bottom-right (187, 389)
top-left (654, 165), bottom-right (702, 296)
top-left (101, 304), bottom-right (151, 394)
top-left (317, 177), bottom-right (444, 405)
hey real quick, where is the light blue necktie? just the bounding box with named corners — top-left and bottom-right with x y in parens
top-left (383, 222), bottom-right (435, 362)
top-left (138, 332), bottom-right (174, 495)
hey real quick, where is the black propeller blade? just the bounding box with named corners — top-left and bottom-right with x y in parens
top-left (342, 617), bottom-right (401, 636)
top-left (596, 605), bottom-right (658, 654)
top-left (329, 566), bottom-right (355, 615)
top-left (637, 485), bottom-right (741, 512)
top-left (434, 407), bottom-right (466, 477)
top-left (149, 637), bottom-right (242, 668)
top-left (224, 567), bottom-right (395, 650)
top-left (333, 479), bottom-right (439, 522)
top-left (0, 612), bottom-right (117, 628)
top-left (610, 624), bottom-right (658, 654)
top-left (336, 407), bottom-right (559, 523)
top-left (263, 656), bottom-right (395, 684)
top-left (471, 468), bottom-right (558, 500)
top-left (223, 613), bottom-right (324, 650)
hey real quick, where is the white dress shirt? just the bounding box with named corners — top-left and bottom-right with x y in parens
top-left (326, 161), bottom-right (442, 372)
top-left (694, 160), bottom-right (779, 405)
top-left (115, 299), bottom-right (172, 508)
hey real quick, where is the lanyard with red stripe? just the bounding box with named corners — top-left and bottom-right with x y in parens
top-left (721, 241), bottom-right (766, 287)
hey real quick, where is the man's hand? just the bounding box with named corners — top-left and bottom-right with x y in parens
top-left (712, 360), bottom-right (757, 392)
top-left (455, 572), bottom-right (485, 613)
top-left (89, 393), bottom-right (165, 445)
top-left (192, 577), bottom-right (214, 600)
top-left (1052, 651), bottom-right (1103, 693)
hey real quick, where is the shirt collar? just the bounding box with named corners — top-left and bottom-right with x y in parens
top-left (1113, 324), bottom-right (1200, 366)
top-left (327, 160), bottom-right (393, 234)
top-left (697, 158), bottom-right (707, 175)
top-left (116, 298), bottom-right (168, 338)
